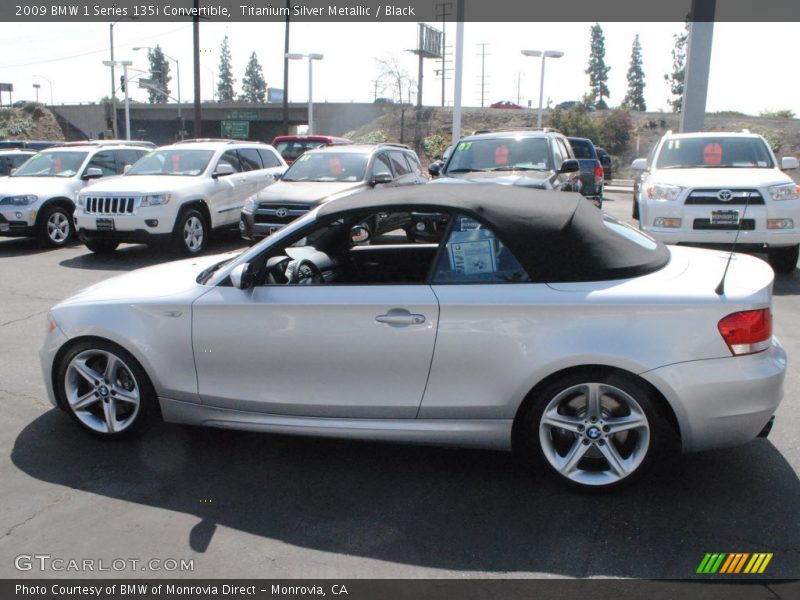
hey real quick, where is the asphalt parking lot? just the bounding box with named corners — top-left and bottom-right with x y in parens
top-left (1, 189), bottom-right (799, 579)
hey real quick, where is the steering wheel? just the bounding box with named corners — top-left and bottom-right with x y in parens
top-left (285, 259), bottom-right (324, 284)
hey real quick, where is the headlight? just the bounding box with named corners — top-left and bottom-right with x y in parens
top-left (646, 184), bottom-right (682, 201)
top-left (0, 194), bottom-right (38, 206)
top-left (76, 195), bottom-right (86, 207)
top-left (242, 196), bottom-right (256, 214)
top-left (140, 193), bottom-right (171, 207)
top-left (768, 183), bottom-right (800, 201)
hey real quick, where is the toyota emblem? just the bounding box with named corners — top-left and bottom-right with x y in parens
top-left (276, 208), bottom-right (288, 218)
top-left (717, 189), bottom-right (733, 202)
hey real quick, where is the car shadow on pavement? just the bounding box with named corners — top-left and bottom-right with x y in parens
top-left (12, 410), bottom-right (800, 578)
top-left (0, 238), bottom-right (80, 257)
top-left (773, 269), bottom-right (800, 295)
top-left (57, 232), bottom-right (247, 272)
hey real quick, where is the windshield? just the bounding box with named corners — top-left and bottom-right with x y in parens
top-left (282, 152), bottom-right (368, 182)
top-left (656, 137), bottom-right (775, 169)
top-left (126, 149), bottom-right (214, 176)
top-left (12, 151), bottom-right (88, 178)
top-left (275, 140), bottom-right (327, 161)
top-left (446, 137), bottom-right (552, 172)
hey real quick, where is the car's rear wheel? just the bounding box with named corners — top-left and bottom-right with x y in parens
top-left (521, 370), bottom-right (666, 491)
top-left (38, 205), bottom-right (73, 248)
top-left (174, 208), bottom-right (208, 255)
top-left (84, 240), bottom-right (119, 254)
top-left (56, 340), bottom-right (156, 439)
top-left (767, 244), bottom-right (799, 274)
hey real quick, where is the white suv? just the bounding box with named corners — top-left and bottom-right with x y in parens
top-left (0, 141), bottom-right (152, 247)
top-left (632, 131), bottom-right (800, 273)
top-left (75, 139), bottom-right (286, 254)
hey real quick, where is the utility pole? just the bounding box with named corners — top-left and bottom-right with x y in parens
top-left (282, 0), bottom-right (291, 135)
top-left (515, 72), bottom-right (523, 105)
top-left (477, 43), bottom-right (489, 107)
top-left (192, 0), bottom-right (201, 138)
top-left (435, 2), bottom-right (453, 107)
top-left (452, 0), bottom-right (464, 145)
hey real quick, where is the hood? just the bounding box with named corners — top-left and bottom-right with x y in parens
top-left (648, 168), bottom-right (792, 189)
top-left (254, 179), bottom-right (369, 205)
top-left (80, 175), bottom-right (201, 195)
top-left (435, 170), bottom-right (551, 188)
top-left (55, 252), bottom-right (236, 307)
top-left (0, 175), bottom-right (81, 198)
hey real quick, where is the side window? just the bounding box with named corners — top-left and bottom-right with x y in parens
top-left (257, 148), bottom-right (283, 168)
top-left (237, 148), bottom-right (263, 171)
top-left (85, 151), bottom-right (117, 176)
top-left (432, 214), bottom-right (530, 284)
top-left (114, 150), bottom-right (145, 173)
top-left (218, 150), bottom-right (243, 173)
top-left (558, 138), bottom-right (573, 160)
top-left (371, 153), bottom-right (393, 177)
top-left (551, 139), bottom-right (564, 169)
top-left (405, 152), bottom-right (422, 173)
top-left (388, 151), bottom-right (411, 176)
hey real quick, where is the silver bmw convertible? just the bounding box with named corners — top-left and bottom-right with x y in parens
top-left (40, 185), bottom-right (786, 491)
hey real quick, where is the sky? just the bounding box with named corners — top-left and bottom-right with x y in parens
top-left (0, 21), bottom-right (798, 117)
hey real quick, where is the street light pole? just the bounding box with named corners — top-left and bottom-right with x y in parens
top-left (109, 22), bottom-right (117, 138)
top-left (287, 53), bottom-right (323, 135)
top-left (522, 49), bottom-right (564, 128)
top-left (33, 76), bottom-right (53, 105)
top-left (32, 84), bottom-right (40, 103)
top-left (103, 59), bottom-right (133, 140)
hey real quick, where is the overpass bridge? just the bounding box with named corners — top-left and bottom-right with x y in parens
top-left (51, 102), bottom-right (393, 145)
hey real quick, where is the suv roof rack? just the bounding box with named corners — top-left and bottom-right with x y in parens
top-left (57, 140), bottom-right (155, 148)
top-left (469, 127), bottom-right (563, 136)
top-left (174, 138), bottom-right (242, 144)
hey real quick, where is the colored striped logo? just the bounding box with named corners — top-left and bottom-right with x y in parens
top-left (696, 553), bottom-right (773, 574)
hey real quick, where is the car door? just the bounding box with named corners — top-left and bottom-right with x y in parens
top-left (370, 152), bottom-right (396, 187)
top-left (208, 149), bottom-right (246, 226)
top-left (387, 150), bottom-right (418, 187)
top-left (236, 147), bottom-right (272, 197)
top-left (191, 210), bottom-right (442, 418)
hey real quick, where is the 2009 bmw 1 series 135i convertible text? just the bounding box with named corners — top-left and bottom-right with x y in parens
top-left (40, 185), bottom-right (786, 491)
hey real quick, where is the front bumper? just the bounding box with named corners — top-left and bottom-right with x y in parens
top-left (240, 211), bottom-right (287, 242)
top-left (641, 339), bottom-right (787, 453)
top-left (644, 227), bottom-right (800, 248)
top-left (75, 212), bottom-right (175, 245)
top-left (39, 322), bottom-right (69, 408)
top-left (0, 208), bottom-right (36, 236)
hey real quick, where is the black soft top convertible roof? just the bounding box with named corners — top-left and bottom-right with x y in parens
top-left (317, 184), bottom-right (670, 283)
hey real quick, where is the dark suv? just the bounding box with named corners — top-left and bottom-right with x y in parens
top-left (429, 129), bottom-right (581, 194)
top-left (567, 137), bottom-right (604, 207)
top-left (240, 143), bottom-right (427, 242)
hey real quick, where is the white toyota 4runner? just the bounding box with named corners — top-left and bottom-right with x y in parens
top-left (75, 139), bottom-right (286, 254)
top-left (632, 131), bottom-right (800, 273)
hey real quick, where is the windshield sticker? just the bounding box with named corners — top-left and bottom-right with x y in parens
top-left (457, 142), bottom-right (472, 151)
top-left (29, 153), bottom-right (42, 161)
top-left (703, 143), bottom-right (723, 165)
top-left (144, 152), bottom-right (156, 158)
top-left (494, 145), bottom-right (509, 165)
top-left (297, 153), bottom-right (311, 162)
top-left (667, 140), bottom-right (680, 150)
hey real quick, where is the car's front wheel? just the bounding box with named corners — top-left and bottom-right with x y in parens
top-left (520, 370), bottom-right (667, 491)
top-left (55, 340), bottom-right (156, 439)
top-left (38, 205), bottom-right (73, 248)
top-left (84, 240), bottom-right (119, 254)
top-left (174, 208), bottom-right (208, 255)
top-left (767, 244), bottom-right (799, 274)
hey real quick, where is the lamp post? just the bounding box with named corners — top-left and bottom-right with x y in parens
top-left (32, 83), bottom-right (40, 103)
top-left (103, 60), bottom-right (133, 140)
top-left (133, 46), bottom-right (183, 138)
top-left (521, 49), bottom-right (564, 128)
top-left (287, 53), bottom-right (324, 135)
top-left (32, 75), bottom-right (53, 105)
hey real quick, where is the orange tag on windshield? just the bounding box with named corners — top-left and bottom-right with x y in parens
top-left (495, 145), bottom-right (509, 165)
top-left (329, 157), bottom-right (342, 176)
top-left (703, 143), bottom-right (723, 165)
top-left (172, 154), bottom-right (181, 170)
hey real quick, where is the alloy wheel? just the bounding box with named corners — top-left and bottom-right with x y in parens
top-left (47, 211), bottom-right (71, 244)
top-left (183, 215), bottom-right (205, 252)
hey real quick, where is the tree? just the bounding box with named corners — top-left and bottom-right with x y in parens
top-left (665, 22), bottom-right (689, 113)
top-left (622, 35), bottom-right (646, 111)
top-left (374, 55), bottom-right (416, 105)
top-left (240, 52), bottom-right (267, 103)
top-left (217, 35), bottom-right (235, 102)
top-left (585, 23), bottom-right (610, 109)
top-left (147, 45), bottom-right (171, 104)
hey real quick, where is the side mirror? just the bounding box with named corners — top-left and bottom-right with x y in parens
top-left (350, 224), bottom-right (371, 245)
top-left (631, 158), bottom-right (648, 171)
top-left (371, 171), bottom-right (393, 186)
top-left (428, 162), bottom-right (441, 177)
top-left (781, 156), bottom-right (799, 170)
top-left (230, 262), bottom-right (254, 290)
top-left (213, 163), bottom-right (236, 178)
top-left (558, 159), bottom-right (580, 174)
top-left (82, 167), bottom-right (104, 180)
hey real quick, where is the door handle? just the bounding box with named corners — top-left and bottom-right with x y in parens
top-left (375, 312), bottom-right (426, 325)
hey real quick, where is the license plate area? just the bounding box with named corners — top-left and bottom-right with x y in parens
top-left (711, 210), bottom-right (740, 226)
top-left (96, 218), bottom-right (115, 231)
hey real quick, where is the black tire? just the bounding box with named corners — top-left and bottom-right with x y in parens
top-left (173, 208), bottom-right (208, 255)
top-left (38, 204), bottom-right (73, 248)
top-left (517, 369), bottom-right (673, 492)
top-left (768, 245), bottom-right (799, 274)
top-left (54, 339), bottom-right (157, 440)
top-left (85, 240), bottom-right (119, 254)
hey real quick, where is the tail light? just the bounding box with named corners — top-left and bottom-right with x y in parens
top-left (594, 163), bottom-right (604, 182)
top-left (717, 309), bottom-right (772, 356)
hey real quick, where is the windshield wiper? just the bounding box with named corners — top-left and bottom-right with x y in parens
top-left (446, 168), bottom-right (490, 173)
top-left (490, 166), bottom-right (546, 171)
